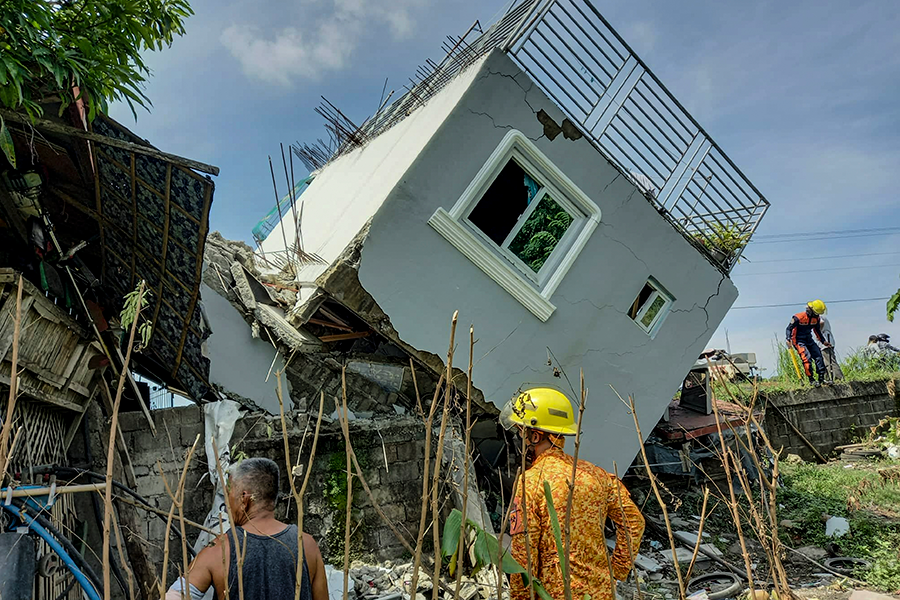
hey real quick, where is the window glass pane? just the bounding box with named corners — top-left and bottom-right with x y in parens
top-left (641, 295), bottom-right (667, 328)
top-left (507, 194), bottom-right (574, 273)
top-left (468, 160), bottom-right (538, 246)
top-left (629, 283), bottom-right (654, 319)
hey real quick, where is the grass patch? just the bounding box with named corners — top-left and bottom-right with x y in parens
top-left (779, 461), bottom-right (900, 592)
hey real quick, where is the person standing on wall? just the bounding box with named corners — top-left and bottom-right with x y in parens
top-left (786, 299), bottom-right (831, 387)
top-left (819, 314), bottom-right (843, 381)
top-left (501, 387), bottom-right (645, 600)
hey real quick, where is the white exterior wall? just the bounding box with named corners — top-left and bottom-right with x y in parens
top-left (258, 60), bottom-right (488, 284)
top-left (355, 51), bottom-right (738, 472)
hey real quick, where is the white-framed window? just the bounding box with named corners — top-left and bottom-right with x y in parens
top-left (428, 130), bottom-right (601, 321)
top-left (629, 278), bottom-right (674, 336)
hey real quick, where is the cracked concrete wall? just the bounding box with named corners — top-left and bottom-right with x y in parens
top-left (355, 50), bottom-right (738, 472)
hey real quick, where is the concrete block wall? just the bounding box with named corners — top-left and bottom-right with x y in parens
top-left (763, 379), bottom-right (899, 461)
top-left (96, 404), bottom-right (428, 582)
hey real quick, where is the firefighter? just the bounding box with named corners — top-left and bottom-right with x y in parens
top-left (786, 299), bottom-right (831, 386)
top-left (500, 387), bottom-right (645, 600)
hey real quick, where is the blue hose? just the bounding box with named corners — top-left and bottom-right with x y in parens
top-left (0, 503), bottom-right (102, 600)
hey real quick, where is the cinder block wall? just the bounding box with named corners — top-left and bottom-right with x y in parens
top-left (84, 405), bottom-right (428, 582)
top-left (763, 379), bottom-right (899, 461)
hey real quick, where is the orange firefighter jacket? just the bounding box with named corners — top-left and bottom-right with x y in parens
top-left (509, 447), bottom-right (645, 600)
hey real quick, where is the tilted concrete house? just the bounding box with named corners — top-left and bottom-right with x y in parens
top-left (254, 0), bottom-right (769, 472)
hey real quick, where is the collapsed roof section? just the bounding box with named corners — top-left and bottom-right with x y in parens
top-left (0, 106), bottom-right (217, 400)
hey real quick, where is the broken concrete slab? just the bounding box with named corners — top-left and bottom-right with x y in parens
top-left (674, 530), bottom-right (711, 546)
top-left (255, 303), bottom-right (322, 351)
top-left (659, 547), bottom-right (697, 564)
top-left (230, 261), bottom-right (257, 311)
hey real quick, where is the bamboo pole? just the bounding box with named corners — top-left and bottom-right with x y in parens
top-left (431, 311), bottom-right (458, 600)
top-left (611, 462), bottom-right (644, 600)
top-left (684, 487), bottom-right (710, 582)
top-left (408, 370), bottom-right (445, 600)
top-left (452, 326), bottom-right (475, 600)
top-left (276, 375), bottom-right (324, 600)
top-left (0, 109), bottom-right (220, 175)
top-left (157, 434), bottom-right (201, 600)
top-left (561, 370), bottom-right (587, 600)
top-left (613, 387), bottom-right (685, 600)
top-left (212, 439), bottom-right (246, 600)
top-left (710, 393), bottom-right (757, 597)
top-left (342, 371), bottom-right (354, 600)
top-left (103, 280), bottom-right (145, 600)
top-left (0, 275), bottom-right (24, 483)
top-left (519, 427), bottom-right (536, 600)
top-left (8, 482), bottom-right (107, 497)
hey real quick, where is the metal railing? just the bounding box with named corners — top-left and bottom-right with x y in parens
top-left (308, 0), bottom-right (768, 272)
top-left (505, 0), bottom-right (768, 272)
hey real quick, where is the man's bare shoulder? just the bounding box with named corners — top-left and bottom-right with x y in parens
top-left (195, 534), bottom-right (228, 567)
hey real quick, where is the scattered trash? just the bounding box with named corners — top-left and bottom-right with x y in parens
top-left (660, 547), bottom-right (696, 564)
top-left (823, 556), bottom-right (871, 576)
top-left (675, 530), bottom-right (711, 546)
top-left (887, 444), bottom-right (900, 459)
top-left (686, 572), bottom-right (742, 600)
top-left (649, 540), bottom-right (664, 550)
top-left (824, 516), bottom-right (850, 538)
top-left (392, 405), bottom-right (407, 415)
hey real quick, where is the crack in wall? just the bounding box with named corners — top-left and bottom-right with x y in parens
top-left (466, 109), bottom-right (544, 143)
top-left (596, 221), bottom-right (650, 271)
top-left (676, 274), bottom-right (728, 364)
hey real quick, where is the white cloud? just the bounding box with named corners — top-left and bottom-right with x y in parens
top-left (220, 0), bottom-right (427, 85)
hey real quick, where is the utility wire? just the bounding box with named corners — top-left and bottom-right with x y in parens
top-left (734, 263), bottom-right (900, 277)
top-left (731, 297), bottom-right (890, 310)
top-left (753, 226), bottom-right (900, 239)
top-left (745, 251), bottom-right (900, 264)
top-left (751, 231), bottom-right (900, 244)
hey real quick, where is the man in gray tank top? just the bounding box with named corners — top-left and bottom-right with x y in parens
top-left (167, 457), bottom-right (328, 600)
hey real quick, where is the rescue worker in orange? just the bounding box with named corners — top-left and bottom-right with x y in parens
top-left (500, 388), bottom-right (645, 600)
top-left (786, 299), bottom-right (831, 387)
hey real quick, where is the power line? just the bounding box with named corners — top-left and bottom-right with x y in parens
top-left (744, 251), bottom-right (900, 264)
top-left (753, 226), bottom-right (900, 239)
top-left (751, 231), bottom-right (900, 244)
top-left (731, 297), bottom-right (890, 310)
top-left (734, 263), bottom-right (900, 277)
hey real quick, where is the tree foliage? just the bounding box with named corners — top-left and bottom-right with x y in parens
top-left (0, 0), bottom-right (193, 121)
top-left (509, 196), bottom-right (573, 273)
top-left (888, 276), bottom-right (899, 322)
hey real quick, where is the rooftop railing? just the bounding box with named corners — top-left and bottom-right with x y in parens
top-left (297, 0), bottom-right (769, 273)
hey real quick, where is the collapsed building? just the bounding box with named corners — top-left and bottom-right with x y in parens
top-left (0, 1), bottom-right (771, 599)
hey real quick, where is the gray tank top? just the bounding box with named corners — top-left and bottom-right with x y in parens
top-left (226, 524), bottom-right (312, 600)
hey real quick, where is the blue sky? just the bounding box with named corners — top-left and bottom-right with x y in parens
top-left (111, 0), bottom-right (900, 375)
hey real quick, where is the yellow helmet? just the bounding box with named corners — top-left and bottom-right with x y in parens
top-left (807, 299), bottom-right (827, 315)
top-left (500, 387), bottom-right (578, 436)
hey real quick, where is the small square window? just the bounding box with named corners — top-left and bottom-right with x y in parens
top-left (630, 279), bottom-right (673, 335)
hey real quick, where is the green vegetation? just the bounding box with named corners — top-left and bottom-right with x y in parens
top-left (0, 0), bottom-right (192, 120)
top-left (508, 195), bottom-right (573, 273)
top-left (692, 223), bottom-right (750, 260)
top-left (888, 276), bottom-right (899, 322)
top-left (779, 461), bottom-right (900, 592)
top-left (323, 451), bottom-right (370, 560)
top-left (441, 508), bottom-right (553, 600)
